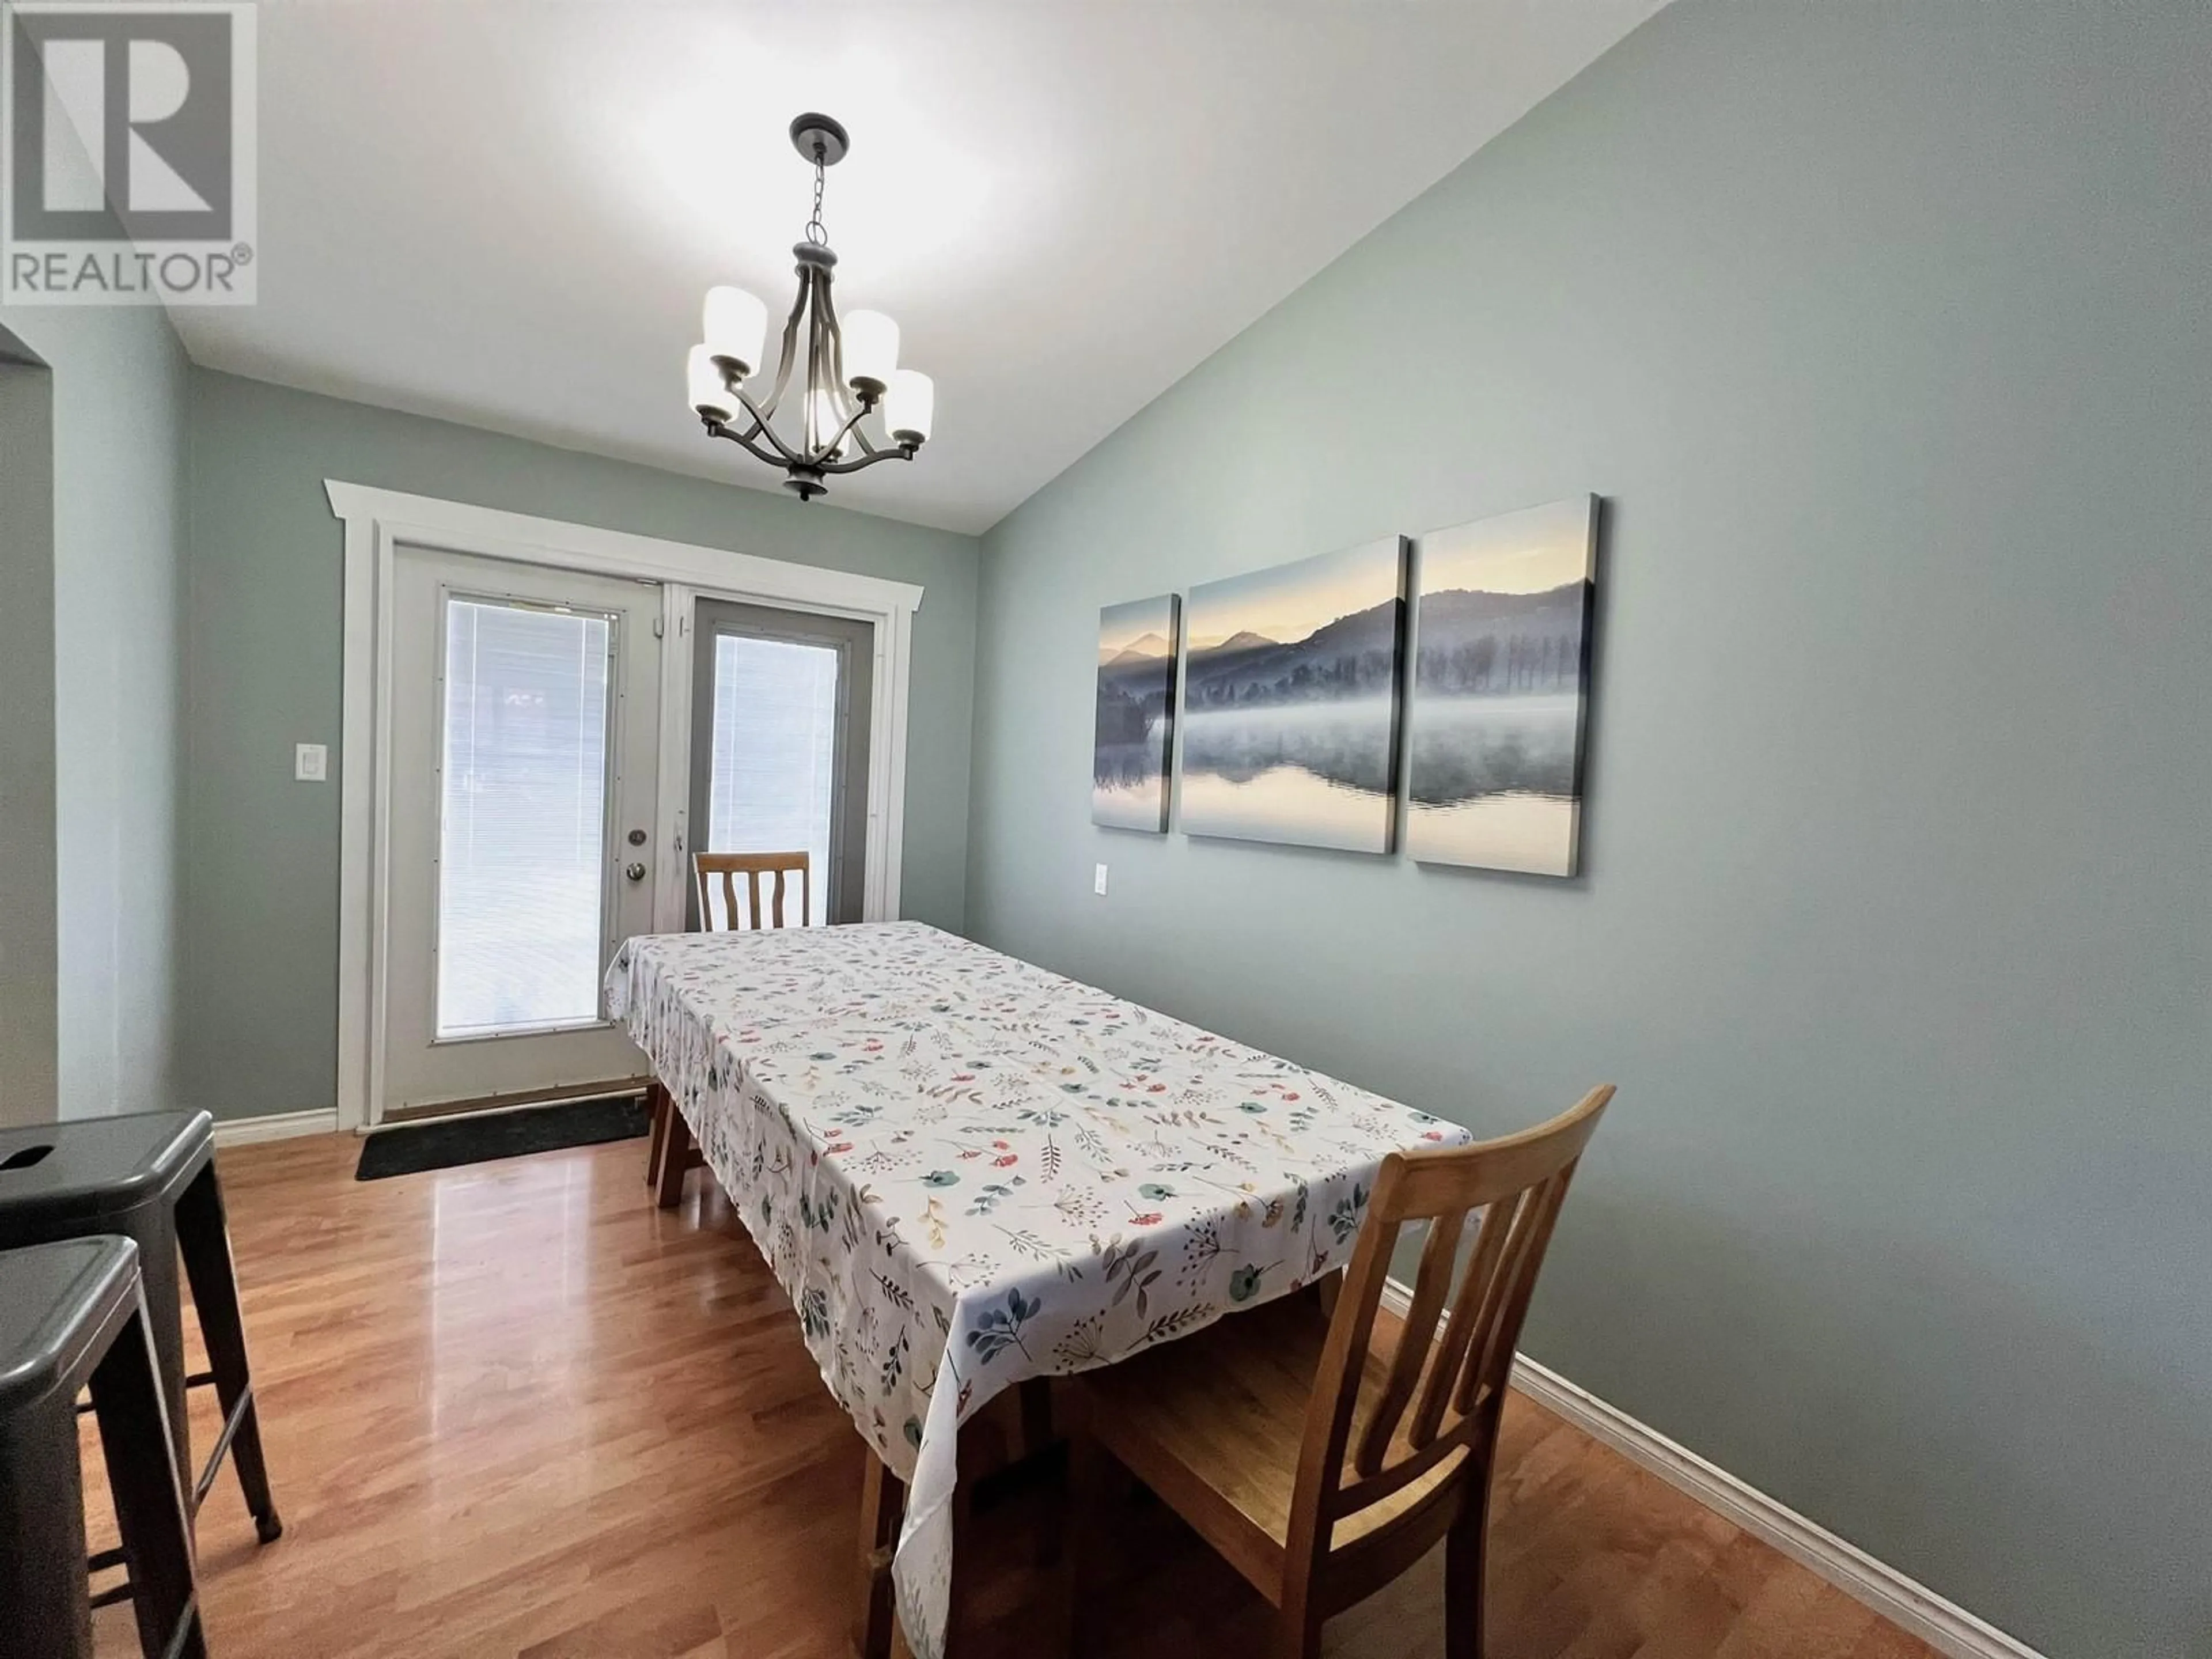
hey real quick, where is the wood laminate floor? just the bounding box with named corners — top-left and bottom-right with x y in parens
top-left (84, 1134), bottom-right (1942, 1659)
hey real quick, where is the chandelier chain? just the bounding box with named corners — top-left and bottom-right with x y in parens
top-left (804, 153), bottom-right (828, 247)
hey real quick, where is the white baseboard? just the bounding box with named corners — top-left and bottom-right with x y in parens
top-left (1378, 1280), bottom-right (2044, 1659)
top-left (210, 1107), bottom-right (340, 1147)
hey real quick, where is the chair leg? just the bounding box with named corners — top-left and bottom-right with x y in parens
top-left (127, 1215), bottom-right (192, 1499)
top-left (654, 1104), bottom-right (692, 1211)
top-left (176, 1162), bottom-right (282, 1543)
top-left (0, 1395), bottom-right (94, 1658)
top-left (1444, 1483), bottom-right (1491, 1659)
top-left (90, 1298), bottom-right (207, 1659)
top-left (1269, 1604), bottom-right (1325, 1659)
top-left (645, 1084), bottom-right (671, 1187)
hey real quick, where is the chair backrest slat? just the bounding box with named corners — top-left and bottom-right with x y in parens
top-left (694, 851), bottom-right (812, 931)
top-left (1464, 1166), bottom-right (1577, 1411)
top-left (1354, 1206), bottom-right (1463, 1472)
top-left (1406, 1185), bottom-right (1521, 1447)
top-left (1287, 1085), bottom-right (1614, 1561)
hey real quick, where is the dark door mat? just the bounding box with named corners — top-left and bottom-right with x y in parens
top-left (355, 1093), bottom-right (649, 1181)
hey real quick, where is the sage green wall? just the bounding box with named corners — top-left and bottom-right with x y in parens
top-left (0, 339), bottom-right (58, 1126)
top-left (180, 370), bottom-right (979, 1123)
top-left (0, 300), bottom-right (190, 1123)
top-left (966, 4), bottom-right (2210, 1655)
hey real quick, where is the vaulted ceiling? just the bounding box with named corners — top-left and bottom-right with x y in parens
top-left (176, 1), bottom-right (1666, 532)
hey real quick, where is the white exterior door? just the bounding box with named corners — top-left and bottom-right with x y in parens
top-left (378, 546), bottom-right (661, 1120)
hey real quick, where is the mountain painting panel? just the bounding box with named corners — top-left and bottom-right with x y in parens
top-left (1180, 537), bottom-right (1408, 854)
top-left (1406, 498), bottom-right (1598, 877)
top-left (1094, 594), bottom-right (1180, 831)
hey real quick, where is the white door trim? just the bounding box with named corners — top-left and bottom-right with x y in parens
top-left (326, 480), bottom-right (924, 1134)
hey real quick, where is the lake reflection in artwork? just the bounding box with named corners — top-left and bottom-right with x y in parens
top-left (1093, 594), bottom-right (1180, 831)
top-left (1180, 538), bottom-right (1408, 853)
top-left (1406, 499), bottom-right (1597, 876)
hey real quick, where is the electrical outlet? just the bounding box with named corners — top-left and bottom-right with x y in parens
top-left (1093, 863), bottom-right (1109, 897)
top-left (294, 743), bottom-right (328, 782)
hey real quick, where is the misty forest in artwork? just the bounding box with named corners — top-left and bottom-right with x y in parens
top-left (1406, 498), bottom-right (1597, 876)
top-left (1093, 594), bottom-right (1180, 831)
top-left (1180, 537), bottom-right (1407, 854)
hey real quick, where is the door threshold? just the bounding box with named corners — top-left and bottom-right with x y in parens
top-left (376, 1076), bottom-right (651, 1131)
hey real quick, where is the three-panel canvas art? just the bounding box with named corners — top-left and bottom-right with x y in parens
top-left (1181, 536), bottom-right (1407, 855)
top-left (1092, 497), bottom-right (1598, 877)
top-left (1092, 594), bottom-right (1179, 832)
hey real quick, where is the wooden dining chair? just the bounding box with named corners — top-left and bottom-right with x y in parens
top-left (1065, 1084), bottom-right (1616, 1659)
top-left (646, 850), bottom-right (815, 1205)
top-left (694, 849), bottom-right (812, 932)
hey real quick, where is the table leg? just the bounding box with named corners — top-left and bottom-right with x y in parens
top-left (947, 1478), bottom-right (978, 1658)
top-left (1017, 1376), bottom-right (1054, 1458)
top-left (854, 1452), bottom-right (906, 1659)
top-left (855, 1453), bottom-right (982, 1659)
top-left (644, 1082), bottom-right (671, 1187)
top-left (654, 1099), bottom-right (692, 1211)
top-left (1020, 1378), bottom-right (1063, 1570)
top-left (1315, 1267), bottom-right (1344, 1323)
top-left (1056, 1427), bottom-right (1111, 1659)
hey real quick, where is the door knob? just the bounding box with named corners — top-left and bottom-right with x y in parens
top-left (624, 862), bottom-right (647, 882)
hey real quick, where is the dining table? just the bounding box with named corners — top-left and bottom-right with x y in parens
top-left (604, 920), bottom-right (1470, 1659)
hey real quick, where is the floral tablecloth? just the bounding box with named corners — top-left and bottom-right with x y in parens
top-left (605, 921), bottom-right (1467, 1659)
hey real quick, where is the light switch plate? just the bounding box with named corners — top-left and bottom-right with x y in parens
top-left (294, 742), bottom-right (328, 782)
top-left (1093, 863), bottom-right (1109, 896)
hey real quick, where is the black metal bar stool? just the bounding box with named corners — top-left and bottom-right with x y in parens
top-left (0, 1111), bottom-right (279, 1543)
top-left (0, 1237), bottom-right (207, 1659)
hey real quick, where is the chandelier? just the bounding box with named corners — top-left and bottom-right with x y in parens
top-left (685, 113), bottom-right (934, 503)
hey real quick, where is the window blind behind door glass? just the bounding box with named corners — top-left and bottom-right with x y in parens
top-left (437, 599), bottom-right (613, 1036)
top-left (706, 634), bottom-right (838, 927)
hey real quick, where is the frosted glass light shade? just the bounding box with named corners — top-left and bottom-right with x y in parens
top-left (841, 309), bottom-right (899, 393)
top-left (687, 345), bottom-right (736, 423)
top-left (885, 370), bottom-right (934, 445)
top-left (703, 286), bottom-right (767, 379)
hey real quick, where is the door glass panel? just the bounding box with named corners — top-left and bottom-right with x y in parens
top-left (437, 597), bottom-right (613, 1037)
top-left (704, 634), bottom-right (838, 926)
